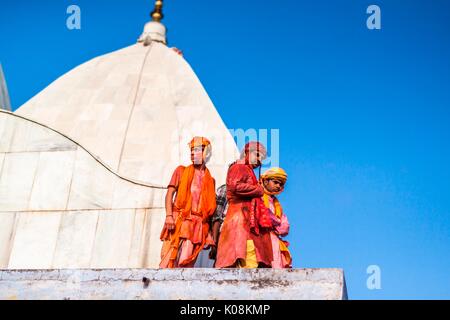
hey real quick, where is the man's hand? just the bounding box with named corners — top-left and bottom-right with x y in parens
top-left (165, 215), bottom-right (175, 231)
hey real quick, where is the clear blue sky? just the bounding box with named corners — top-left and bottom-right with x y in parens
top-left (1, 0), bottom-right (449, 299)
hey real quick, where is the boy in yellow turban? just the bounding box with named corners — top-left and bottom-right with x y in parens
top-left (260, 167), bottom-right (292, 268)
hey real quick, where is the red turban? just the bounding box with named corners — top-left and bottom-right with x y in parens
top-left (240, 141), bottom-right (267, 160)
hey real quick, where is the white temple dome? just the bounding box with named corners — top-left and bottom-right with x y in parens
top-left (16, 40), bottom-right (239, 187)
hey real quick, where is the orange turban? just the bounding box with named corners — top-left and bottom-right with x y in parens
top-left (188, 136), bottom-right (211, 149)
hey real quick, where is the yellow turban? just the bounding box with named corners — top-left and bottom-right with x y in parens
top-left (261, 167), bottom-right (288, 183)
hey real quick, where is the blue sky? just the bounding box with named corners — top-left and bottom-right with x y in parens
top-left (1, 0), bottom-right (449, 299)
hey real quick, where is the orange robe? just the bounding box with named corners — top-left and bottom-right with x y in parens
top-left (160, 165), bottom-right (216, 268)
top-left (215, 161), bottom-right (273, 268)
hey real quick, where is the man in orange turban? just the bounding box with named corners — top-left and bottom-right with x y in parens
top-left (260, 167), bottom-right (292, 268)
top-left (159, 136), bottom-right (217, 268)
top-left (215, 141), bottom-right (274, 268)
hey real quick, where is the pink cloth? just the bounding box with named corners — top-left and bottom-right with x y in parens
top-left (266, 196), bottom-right (291, 269)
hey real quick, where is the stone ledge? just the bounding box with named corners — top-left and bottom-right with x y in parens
top-left (0, 268), bottom-right (347, 300)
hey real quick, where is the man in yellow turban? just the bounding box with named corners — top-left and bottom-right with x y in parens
top-left (260, 167), bottom-right (292, 268)
top-left (159, 136), bottom-right (217, 268)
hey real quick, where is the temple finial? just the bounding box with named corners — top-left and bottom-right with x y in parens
top-left (138, 0), bottom-right (167, 45)
top-left (151, 0), bottom-right (164, 22)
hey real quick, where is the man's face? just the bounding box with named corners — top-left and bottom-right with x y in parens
top-left (248, 150), bottom-right (265, 168)
top-left (191, 146), bottom-right (205, 165)
top-left (263, 178), bottom-right (285, 193)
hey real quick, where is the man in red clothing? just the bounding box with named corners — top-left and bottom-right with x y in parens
top-left (215, 141), bottom-right (273, 268)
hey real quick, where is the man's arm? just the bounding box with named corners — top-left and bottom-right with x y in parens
top-left (227, 165), bottom-right (264, 198)
top-left (164, 187), bottom-right (176, 231)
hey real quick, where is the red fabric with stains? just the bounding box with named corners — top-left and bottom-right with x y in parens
top-left (215, 161), bottom-right (273, 268)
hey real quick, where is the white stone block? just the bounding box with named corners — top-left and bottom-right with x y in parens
top-left (142, 208), bottom-right (165, 268)
top-left (0, 213), bottom-right (17, 268)
top-left (0, 153), bottom-right (39, 211)
top-left (9, 117), bottom-right (76, 153)
top-left (0, 113), bottom-right (15, 152)
top-left (8, 212), bottom-right (62, 269)
top-left (51, 211), bottom-right (99, 269)
top-left (28, 151), bottom-right (76, 211)
top-left (89, 210), bottom-right (136, 268)
top-left (127, 209), bottom-right (147, 268)
top-left (110, 178), bottom-right (152, 209)
top-left (66, 149), bottom-right (115, 210)
top-left (0, 152), bottom-right (4, 173)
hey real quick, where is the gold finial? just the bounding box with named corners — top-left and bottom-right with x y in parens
top-left (151, 0), bottom-right (164, 22)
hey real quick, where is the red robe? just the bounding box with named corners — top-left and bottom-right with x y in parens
top-left (215, 161), bottom-right (273, 268)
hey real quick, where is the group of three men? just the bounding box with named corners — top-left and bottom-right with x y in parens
top-left (159, 137), bottom-right (292, 269)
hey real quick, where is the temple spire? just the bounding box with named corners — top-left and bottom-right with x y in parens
top-left (151, 0), bottom-right (164, 22)
top-left (0, 63), bottom-right (11, 111)
top-left (138, 0), bottom-right (167, 45)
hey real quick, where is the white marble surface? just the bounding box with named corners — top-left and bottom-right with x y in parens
top-left (141, 208), bottom-right (165, 268)
top-left (0, 152), bottom-right (40, 211)
top-left (7, 212), bottom-right (62, 269)
top-left (0, 152), bottom-right (4, 176)
top-left (51, 211), bottom-right (99, 269)
top-left (127, 209), bottom-right (148, 268)
top-left (89, 210), bottom-right (136, 268)
top-left (28, 151), bottom-right (76, 211)
top-left (0, 112), bottom-right (163, 211)
top-left (0, 213), bottom-right (16, 268)
top-left (66, 148), bottom-right (116, 210)
top-left (0, 114), bottom-right (14, 152)
top-left (0, 112), bottom-right (167, 269)
top-left (9, 119), bottom-right (76, 153)
top-left (1, 209), bottom-right (166, 270)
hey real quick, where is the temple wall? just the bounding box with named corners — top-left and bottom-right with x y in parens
top-left (0, 268), bottom-right (348, 300)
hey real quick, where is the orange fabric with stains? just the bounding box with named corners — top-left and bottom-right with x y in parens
top-left (160, 165), bottom-right (216, 268)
